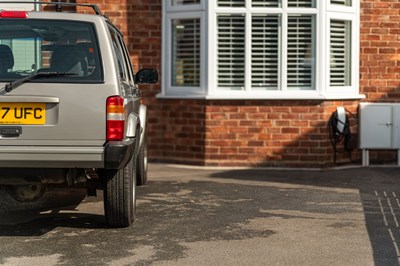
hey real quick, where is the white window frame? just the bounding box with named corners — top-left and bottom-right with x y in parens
top-left (160, 0), bottom-right (363, 100)
top-left (167, 0), bottom-right (206, 12)
top-left (209, 2), bottom-right (319, 99)
top-left (324, 13), bottom-right (359, 97)
top-left (162, 9), bottom-right (207, 96)
top-left (323, 2), bottom-right (360, 98)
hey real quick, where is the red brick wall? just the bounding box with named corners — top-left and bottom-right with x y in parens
top-left (360, 0), bottom-right (400, 102)
top-left (148, 100), bottom-right (206, 165)
top-left (146, 99), bottom-right (360, 168)
top-left (203, 100), bottom-right (360, 167)
top-left (73, 0), bottom-right (400, 167)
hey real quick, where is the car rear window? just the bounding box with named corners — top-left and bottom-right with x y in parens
top-left (0, 19), bottom-right (102, 82)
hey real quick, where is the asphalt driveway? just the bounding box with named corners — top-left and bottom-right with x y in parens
top-left (0, 164), bottom-right (399, 265)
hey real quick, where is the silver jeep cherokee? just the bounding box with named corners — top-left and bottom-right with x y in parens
top-left (0, 2), bottom-right (158, 227)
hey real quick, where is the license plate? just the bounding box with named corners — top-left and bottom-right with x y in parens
top-left (0, 103), bottom-right (46, 125)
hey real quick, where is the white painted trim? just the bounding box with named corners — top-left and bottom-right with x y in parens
top-left (207, 0), bottom-right (216, 96)
top-left (156, 92), bottom-right (365, 100)
top-left (317, 0), bottom-right (327, 96)
top-left (161, 0), bottom-right (167, 98)
top-left (281, 12), bottom-right (288, 92)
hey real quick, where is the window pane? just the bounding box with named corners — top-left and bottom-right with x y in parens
top-left (172, 0), bottom-right (200, 5)
top-left (330, 20), bottom-right (351, 86)
top-left (110, 30), bottom-right (130, 81)
top-left (252, 0), bottom-right (280, 7)
top-left (287, 15), bottom-right (314, 90)
top-left (252, 15), bottom-right (280, 90)
top-left (171, 18), bottom-right (200, 87)
top-left (287, 0), bottom-right (315, 8)
top-left (331, 0), bottom-right (351, 6)
top-left (217, 15), bottom-right (245, 89)
top-left (218, 0), bottom-right (245, 7)
top-left (0, 20), bottom-right (102, 82)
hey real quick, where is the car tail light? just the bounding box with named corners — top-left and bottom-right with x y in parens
top-left (106, 96), bottom-right (125, 141)
top-left (0, 11), bottom-right (28, 19)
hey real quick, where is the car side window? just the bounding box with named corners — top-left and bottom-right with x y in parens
top-left (108, 26), bottom-right (128, 81)
top-left (116, 34), bottom-right (135, 84)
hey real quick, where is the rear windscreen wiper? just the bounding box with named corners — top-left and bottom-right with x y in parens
top-left (1, 72), bottom-right (77, 94)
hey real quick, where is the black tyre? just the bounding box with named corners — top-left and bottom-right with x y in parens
top-left (136, 136), bottom-right (148, 186)
top-left (103, 156), bottom-right (136, 228)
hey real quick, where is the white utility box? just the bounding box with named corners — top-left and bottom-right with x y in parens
top-left (359, 103), bottom-right (400, 166)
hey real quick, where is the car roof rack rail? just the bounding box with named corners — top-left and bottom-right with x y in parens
top-left (1, 1), bottom-right (102, 15)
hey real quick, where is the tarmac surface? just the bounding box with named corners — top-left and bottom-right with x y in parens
top-left (0, 163), bottom-right (400, 265)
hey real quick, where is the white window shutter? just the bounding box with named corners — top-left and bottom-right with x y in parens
top-left (331, 0), bottom-right (351, 6)
top-left (251, 1), bottom-right (280, 7)
top-left (287, 0), bottom-right (314, 8)
top-left (287, 15), bottom-right (313, 89)
top-left (172, 0), bottom-right (200, 4)
top-left (218, 0), bottom-right (245, 7)
top-left (330, 20), bottom-right (351, 86)
top-left (217, 15), bottom-right (246, 88)
top-left (251, 15), bottom-right (280, 89)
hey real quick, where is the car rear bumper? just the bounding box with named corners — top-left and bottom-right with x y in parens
top-left (0, 146), bottom-right (105, 168)
top-left (0, 138), bottom-right (135, 169)
top-left (104, 139), bottom-right (135, 169)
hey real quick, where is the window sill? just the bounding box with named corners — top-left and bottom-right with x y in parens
top-left (156, 92), bottom-right (366, 101)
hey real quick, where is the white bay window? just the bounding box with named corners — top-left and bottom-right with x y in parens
top-left (161, 0), bottom-right (361, 99)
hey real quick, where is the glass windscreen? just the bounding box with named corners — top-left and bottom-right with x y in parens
top-left (0, 19), bottom-right (102, 82)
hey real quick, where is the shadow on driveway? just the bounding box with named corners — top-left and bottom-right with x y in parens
top-left (0, 188), bottom-right (103, 235)
top-left (210, 167), bottom-right (400, 266)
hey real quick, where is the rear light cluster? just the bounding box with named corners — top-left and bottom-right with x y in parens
top-left (106, 96), bottom-right (125, 141)
top-left (0, 11), bottom-right (28, 19)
